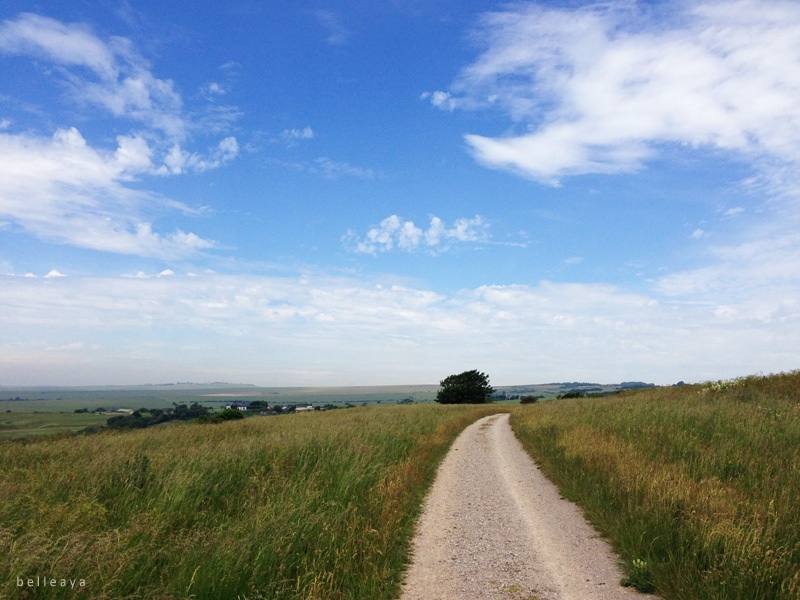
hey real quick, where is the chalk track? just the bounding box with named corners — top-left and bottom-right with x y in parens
top-left (400, 413), bottom-right (655, 600)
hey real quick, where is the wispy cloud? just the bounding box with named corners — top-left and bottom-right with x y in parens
top-left (0, 13), bottom-right (185, 138)
top-left (658, 225), bottom-right (800, 297)
top-left (0, 13), bottom-right (240, 258)
top-left (0, 126), bottom-right (217, 259)
top-left (313, 9), bottom-right (350, 46)
top-left (283, 126), bottom-right (314, 140)
top-left (430, 0), bottom-right (800, 190)
top-left (344, 214), bottom-right (489, 255)
top-left (313, 157), bottom-right (374, 179)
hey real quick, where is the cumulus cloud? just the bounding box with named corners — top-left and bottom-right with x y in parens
top-left (283, 126), bottom-right (314, 141)
top-left (158, 136), bottom-right (239, 175)
top-left (433, 1), bottom-right (800, 188)
top-left (345, 214), bottom-right (489, 255)
top-left (420, 90), bottom-right (457, 111)
top-left (281, 126), bottom-right (315, 146)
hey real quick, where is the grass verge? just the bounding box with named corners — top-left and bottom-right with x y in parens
top-left (510, 371), bottom-right (800, 599)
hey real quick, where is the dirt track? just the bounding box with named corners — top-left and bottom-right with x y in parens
top-left (399, 413), bottom-right (654, 600)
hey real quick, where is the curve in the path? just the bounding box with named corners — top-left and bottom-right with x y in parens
top-left (400, 413), bottom-right (656, 600)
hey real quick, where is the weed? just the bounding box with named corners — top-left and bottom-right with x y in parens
top-left (621, 558), bottom-right (656, 593)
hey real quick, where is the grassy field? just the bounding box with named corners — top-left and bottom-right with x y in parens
top-left (0, 403), bottom-right (504, 599)
top-left (510, 371), bottom-right (800, 599)
top-left (0, 412), bottom-right (109, 441)
top-left (3, 372), bottom-right (798, 599)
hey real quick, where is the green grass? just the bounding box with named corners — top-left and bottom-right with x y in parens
top-left (510, 371), bottom-right (800, 599)
top-left (0, 404), bottom-right (504, 599)
top-left (5, 372), bottom-right (798, 599)
top-left (0, 412), bottom-right (108, 441)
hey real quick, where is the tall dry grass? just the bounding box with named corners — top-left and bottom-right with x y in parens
top-left (511, 371), bottom-right (800, 599)
top-left (0, 404), bottom-right (503, 599)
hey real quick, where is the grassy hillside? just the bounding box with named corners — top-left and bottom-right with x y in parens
top-left (4, 372), bottom-right (798, 599)
top-left (0, 404), bottom-right (504, 599)
top-left (510, 371), bottom-right (800, 599)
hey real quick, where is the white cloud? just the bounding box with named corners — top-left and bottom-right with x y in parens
top-left (314, 157), bottom-right (374, 179)
top-left (282, 127), bottom-right (314, 142)
top-left (114, 134), bottom-right (155, 174)
top-left (421, 90), bottom-right (457, 111)
top-left (0, 128), bottom-right (217, 259)
top-left (723, 207), bottom-right (745, 218)
top-left (313, 9), bottom-right (350, 46)
top-left (158, 136), bottom-right (239, 174)
top-left (0, 13), bottom-right (241, 258)
top-left (346, 214), bottom-right (489, 255)
top-left (0, 12), bottom-right (118, 79)
top-left (436, 1), bottom-right (800, 188)
top-left (0, 13), bottom-right (187, 138)
top-left (658, 224), bottom-right (800, 299)
top-left (0, 12), bottom-right (240, 149)
top-left (1, 271), bottom-right (797, 386)
top-left (205, 82), bottom-right (225, 96)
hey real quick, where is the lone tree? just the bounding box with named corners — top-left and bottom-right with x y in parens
top-left (435, 370), bottom-right (495, 404)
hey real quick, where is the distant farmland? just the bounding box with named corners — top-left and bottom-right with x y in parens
top-left (0, 383), bottom-right (441, 414)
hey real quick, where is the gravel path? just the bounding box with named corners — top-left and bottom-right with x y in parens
top-left (399, 413), bottom-right (655, 600)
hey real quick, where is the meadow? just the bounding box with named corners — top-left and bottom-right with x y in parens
top-left (0, 403), bottom-right (504, 599)
top-left (2, 372), bottom-right (798, 599)
top-left (511, 371), bottom-right (800, 599)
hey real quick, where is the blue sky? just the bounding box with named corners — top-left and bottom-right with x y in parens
top-left (1, 0), bottom-right (798, 386)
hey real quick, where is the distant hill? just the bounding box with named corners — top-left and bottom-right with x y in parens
top-left (493, 381), bottom-right (657, 399)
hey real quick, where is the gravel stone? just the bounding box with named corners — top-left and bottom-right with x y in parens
top-left (399, 413), bottom-right (657, 600)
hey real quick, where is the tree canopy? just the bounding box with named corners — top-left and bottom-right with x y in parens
top-left (435, 370), bottom-right (495, 404)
